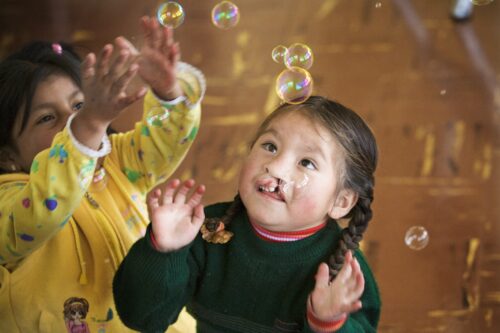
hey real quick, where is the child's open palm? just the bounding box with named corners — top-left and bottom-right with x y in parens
top-left (309, 250), bottom-right (365, 322)
top-left (148, 179), bottom-right (205, 252)
top-left (80, 39), bottom-right (146, 124)
top-left (137, 16), bottom-right (182, 100)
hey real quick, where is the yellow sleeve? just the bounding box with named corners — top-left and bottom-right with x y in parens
top-left (107, 62), bottom-right (205, 194)
top-left (0, 128), bottom-right (96, 265)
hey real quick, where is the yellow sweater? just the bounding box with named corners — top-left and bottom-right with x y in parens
top-left (0, 63), bottom-right (204, 333)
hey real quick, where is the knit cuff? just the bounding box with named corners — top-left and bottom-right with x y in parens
top-left (306, 296), bottom-right (347, 333)
top-left (149, 229), bottom-right (161, 251)
top-left (66, 113), bottom-right (111, 158)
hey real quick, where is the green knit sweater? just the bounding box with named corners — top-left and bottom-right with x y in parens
top-left (113, 202), bottom-right (381, 333)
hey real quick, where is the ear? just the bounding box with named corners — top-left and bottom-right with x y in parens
top-left (328, 189), bottom-right (358, 220)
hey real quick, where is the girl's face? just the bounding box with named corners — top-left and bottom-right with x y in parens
top-left (70, 309), bottom-right (83, 320)
top-left (239, 111), bottom-right (356, 232)
top-left (11, 74), bottom-right (83, 171)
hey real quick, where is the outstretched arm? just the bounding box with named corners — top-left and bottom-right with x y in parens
top-left (108, 16), bottom-right (205, 193)
top-left (113, 179), bottom-right (205, 331)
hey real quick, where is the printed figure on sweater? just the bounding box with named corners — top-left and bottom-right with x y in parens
top-left (0, 16), bottom-right (203, 333)
top-left (63, 297), bottom-right (91, 333)
top-left (113, 96), bottom-right (382, 333)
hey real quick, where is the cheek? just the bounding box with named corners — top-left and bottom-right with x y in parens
top-left (238, 157), bottom-right (259, 190)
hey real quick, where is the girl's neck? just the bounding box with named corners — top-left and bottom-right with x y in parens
top-left (250, 221), bottom-right (327, 242)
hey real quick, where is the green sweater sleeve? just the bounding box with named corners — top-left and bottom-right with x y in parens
top-left (107, 62), bottom-right (205, 194)
top-left (0, 128), bottom-right (96, 265)
top-left (113, 225), bottom-right (200, 332)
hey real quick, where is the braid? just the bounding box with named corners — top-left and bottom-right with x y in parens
top-left (203, 194), bottom-right (243, 232)
top-left (328, 190), bottom-right (373, 281)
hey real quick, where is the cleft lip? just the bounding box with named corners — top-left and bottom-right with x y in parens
top-left (256, 177), bottom-right (286, 202)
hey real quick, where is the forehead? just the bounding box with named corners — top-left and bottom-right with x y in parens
top-left (31, 74), bottom-right (79, 103)
top-left (265, 110), bottom-right (335, 145)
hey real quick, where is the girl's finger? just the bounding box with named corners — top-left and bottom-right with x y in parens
top-left (107, 50), bottom-right (131, 84)
top-left (115, 36), bottom-right (140, 56)
top-left (160, 179), bottom-right (181, 205)
top-left (191, 204), bottom-right (205, 228)
top-left (336, 254), bottom-right (353, 284)
top-left (147, 188), bottom-right (162, 216)
top-left (140, 16), bottom-right (154, 48)
top-left (352, 263), bottom-right (365, 298)
top-left (110, 62), bottom-right (138, 96)
top-left (187, 184), bottom-right (206, 208)
top-left (313, 263), bottom-right (331, 290)
top-left (151, 18), bottom-right (162, 50)
top-left (165, 26), bottom-right (174, 48)
top-left (81, 53), bottom-right (96, 80)
top-left (96, 44), bottom-right (113, 78)
top-left (173, 179), bottom-right (195, 204)
top-left (169, 42), bottom-right (181, 66)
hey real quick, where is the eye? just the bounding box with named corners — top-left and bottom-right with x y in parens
top-left (261, 142), bottom-right (277, 154)
top-left (73, 101), bottom-right (84, 111)
top-left (35, 114), bottom-right (55, 125)
top-left (299, 159), bottom-right (316, 170)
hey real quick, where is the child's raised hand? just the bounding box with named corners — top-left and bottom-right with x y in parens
top-left (80, 39), bottom-right (147, 125)
top-left (148, 179), bottom-right (205, 252)
top-left (137, 16), bottom-right (182, 100)
top-left (309, 250), bottom-right (365, 321)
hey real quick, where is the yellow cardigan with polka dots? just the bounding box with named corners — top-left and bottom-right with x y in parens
top-left (0, 63), bottom-right (204, 333)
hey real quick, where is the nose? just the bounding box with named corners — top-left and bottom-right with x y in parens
top-left (264, 154), bottom-right (292, 182)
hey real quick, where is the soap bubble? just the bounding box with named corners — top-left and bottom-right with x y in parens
top-left (471, 0), bottom-right (494, 5)
top-left (157, 1), bottom-right (185, 29)
top-left (275, 67), bottom-right (313, 104)
top-left (404, 226), bottom-right (429, 250)
top-left (284, 43), bottom-right (314, 70)
top-left (272, 45), bottom-right (288, 64)
top-left (212, 1), bottom-right (240, 29)
top-left (146, 106), bottom-right (170, 126)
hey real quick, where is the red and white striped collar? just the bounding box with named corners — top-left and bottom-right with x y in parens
top-left (250, 221), bottom-right (327, 242)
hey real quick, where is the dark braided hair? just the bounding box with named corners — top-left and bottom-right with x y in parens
top-left (207, 96), bottom-right (377, 281)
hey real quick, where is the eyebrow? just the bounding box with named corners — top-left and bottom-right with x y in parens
top-left (31, 90), bottom-right (82, 112)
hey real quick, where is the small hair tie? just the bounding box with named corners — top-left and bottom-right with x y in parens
top-left (51, 43), bottom-right (63, 55)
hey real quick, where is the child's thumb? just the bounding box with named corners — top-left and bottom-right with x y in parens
top-left (314, 262), bottom-right (330, 289)
top-left (192, 204), bottom-right (205, 229)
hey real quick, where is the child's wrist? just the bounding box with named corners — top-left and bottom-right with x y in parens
top-left (149, 228), bottom-right (167, 252)
top-left (152, 83), bottom-right (183, 101)
top-left (307, 295), bottom-right (347, 332)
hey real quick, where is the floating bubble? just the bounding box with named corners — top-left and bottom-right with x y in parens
top-left (272, 45), bottom-right (288, 64)
top-left (404, 226), bottom-right (429, 250)
top-left (157, 1), bottom-right (185, 29)
top-left (212, 1), bottom-right (240, 29)
top-left (284, 43), bottom-right (314, 70)
top-left (275, 67), bottom-right (313, 104)
top-left (146, 106), bottom-right (170, 126)
top-left (471, 0), bottom-right (494, 5)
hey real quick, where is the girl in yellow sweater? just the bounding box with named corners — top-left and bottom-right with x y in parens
top-left (0, 16), bottom-right (201, 332)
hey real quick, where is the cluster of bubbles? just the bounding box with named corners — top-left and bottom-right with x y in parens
top-left (272, 43), bottom-right (314, 104)
top-left (404, 226), bottom-right (429, 251)
top-left (156, 1), bottom-right (240, 30)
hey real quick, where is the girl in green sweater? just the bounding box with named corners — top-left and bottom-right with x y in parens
top-left (114, 96), bottom-right (381, 332)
